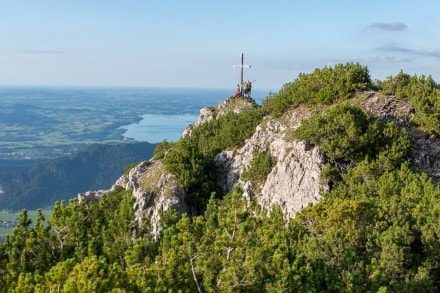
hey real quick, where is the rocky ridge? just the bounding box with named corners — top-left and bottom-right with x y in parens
top-left (79, 91), bottom-right (440, 236)
top-left (360, 91), bottom-right (440, 184)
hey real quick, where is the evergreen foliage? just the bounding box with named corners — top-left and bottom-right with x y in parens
top-left (264, 62), bottom-right (372, 117)
top-left (153, 139), bottom-right (174, 160)
top-left (242, 150), bottom-right (277, 182)
top-left (294, 162), bottom-right (440, 291)
top-left (377, 71), bottom-right (440, 132)
top-left (186, 106), bottom-right (263, 157)
top-left (163, 138), bottom-right (220, 211)
top-left (5, 171), bottom-right (439, 291)
top-left (293, 103), bottom-right (410, 168)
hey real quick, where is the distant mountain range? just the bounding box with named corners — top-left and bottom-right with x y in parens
top-left (0, 142), bottom-right (156, 211)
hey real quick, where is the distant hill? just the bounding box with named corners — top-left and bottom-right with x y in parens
top-left (0, 142), bottom-right (156, 211)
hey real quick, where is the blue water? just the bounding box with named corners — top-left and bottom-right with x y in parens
top-left (119, 114), bottom-right (200, 143)
top-left (116, 88), bottom-right (270, 143)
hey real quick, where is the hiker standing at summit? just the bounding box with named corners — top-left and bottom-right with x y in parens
top-left (242, 81), bottom-right (248, 97)
top-left (241, 80), bottom-right (253, 97)
top-left (246, 80), bottom-right (253, 97)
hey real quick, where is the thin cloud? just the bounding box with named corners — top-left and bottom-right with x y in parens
top-left (377, 45), bottom-right (440, 58)
top-left (366, 55), bottom-right (399, 63)
top-left (326, 55), bottom-right (413, 67)
top-left (369, 22), bottom-right (407, 31)
top-left (19, 49), bottom-right (65, 55)
top-left (364, 54), bottom-right (414, 63)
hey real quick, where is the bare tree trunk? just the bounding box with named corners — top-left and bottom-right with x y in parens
top-left (189, 256), bottom-right (202, 293)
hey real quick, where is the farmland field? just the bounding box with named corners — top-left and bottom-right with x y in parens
top-left (0, 209), bottom-right (52, 240)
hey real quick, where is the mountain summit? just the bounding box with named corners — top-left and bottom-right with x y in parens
top-left (83, 65), bottom-right (438, 239)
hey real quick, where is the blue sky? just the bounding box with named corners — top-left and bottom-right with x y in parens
top-left (1, 1), bottom-right (440, 91)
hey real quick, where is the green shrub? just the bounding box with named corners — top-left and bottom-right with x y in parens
top-left (153, 140), bottom-right (174, 159)
top-left (242, 151), bottom-right (277, 182)
top-left (265, 62), bottom-right (372, 117)
top-left (163, 138), bottom-right (219, 209)
top-left (377, 71), bottom-right (440, 132)
top-left (320, 163), bottom-right (341, 185)
top-left (293, 103), bottom-right (410, 168)
top-left (188, 108), bottom-right (264, 156)
top-left (293, 104), bottom-right (371, 163)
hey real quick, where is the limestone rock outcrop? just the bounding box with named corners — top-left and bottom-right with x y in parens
top-left (215, 109), bottom-right (325, 218)
top-left (116, 159), bottom-right (188, 238)
top-left (79, 159), bottom-right (188, 239)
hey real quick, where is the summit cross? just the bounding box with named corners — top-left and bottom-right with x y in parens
top-left (233, 53), bottom-right (251, 85)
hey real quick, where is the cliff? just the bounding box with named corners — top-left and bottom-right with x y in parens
top-left (214, 105), bottom-right (325, 219)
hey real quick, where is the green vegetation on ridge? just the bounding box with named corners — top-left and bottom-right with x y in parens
top-left (264, 62), bottom-right (372, 117)
top-left (377, 70), bottom-right (440, 132)
top-left (0, 210), bottom-right (52, 241)
top-left (293, 103), bottom-right (410, 168)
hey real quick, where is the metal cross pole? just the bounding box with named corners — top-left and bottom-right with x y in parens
top-left (233, 53), bottom-right (251, 86)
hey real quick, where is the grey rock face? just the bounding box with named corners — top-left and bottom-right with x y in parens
top-left (259, 140), bottom-right (324, 218)
top-left (410, 134), bottom-right (440, 185)
top-left (122, 159), bottom-right (188, 239)
top-left (80, 159), bottom-right (188, 239)
top-left (215, 111), bottom-right (326, 219)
